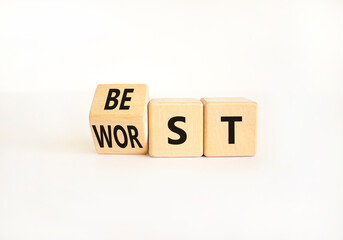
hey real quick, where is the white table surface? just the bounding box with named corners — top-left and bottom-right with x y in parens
top-left (0, 91), bottom-right (342, 239)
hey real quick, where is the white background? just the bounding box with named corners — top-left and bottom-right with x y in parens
top-left (0, 0), bottom-right (343, 239)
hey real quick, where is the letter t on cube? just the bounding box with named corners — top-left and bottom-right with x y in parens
top-left (89, 84), bottom-right (149, 154)
top-left (201, 98), bottom-right (257, 157)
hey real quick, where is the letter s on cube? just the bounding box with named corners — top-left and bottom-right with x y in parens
top-left (89, 84), bottom-right (149, 154)
top-left (148, 98), bottom-right (203, 157)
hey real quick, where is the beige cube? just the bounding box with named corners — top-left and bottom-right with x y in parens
top-left (201, 98), bottom-right (257, 157)
top-left (148, 99), bottom-right (203, 157)
top-left (89, 84), bottom-right (149, 154)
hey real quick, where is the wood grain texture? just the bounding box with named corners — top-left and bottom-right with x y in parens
top-left (89, 84), bottom-right (149, 154)
top-left (201, 98), bottom-right (257, 157)
top-left (148, 98), bottom-right (203, 157)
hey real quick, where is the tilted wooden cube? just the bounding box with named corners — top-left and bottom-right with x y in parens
top-left (148, 99), bottom-right (203, 157)
top-left (201, 98), bottom-right (257, 157)
top-left (89, 84), bottom-right (149, 154)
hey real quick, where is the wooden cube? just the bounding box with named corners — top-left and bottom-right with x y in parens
top-left (148, 99), bottom-right (203, 157)
top-left (201, 98), bottom-right (257, 157)
top-left (89, 84), bottom-right (149, 154)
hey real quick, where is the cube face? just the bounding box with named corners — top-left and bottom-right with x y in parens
top-left (90, 118), bottom-right (147, 154)
top-left (148, 99), bottom-right (203, 157)
top-left (89, 84), bottom-right (148, 154)
top-left (201, 98), bottom-right (257, 157)
top-left (90, 84), bottom-right (148, 118)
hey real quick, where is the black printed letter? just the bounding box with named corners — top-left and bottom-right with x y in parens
top-left (127, 125), bottom-right (143, 148)
top-left (168, 116), bottom-right (187, 145)
top-left (113, 125), bottom-right (128, 148)
top-left (120, 89), bottom-right (134, 110)
top-left (104, 89), bottom-right (120, 110)
top-left (92, 125), bottom-right (112, 148)
top-left (221, 116), bottom-right (242, 144)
